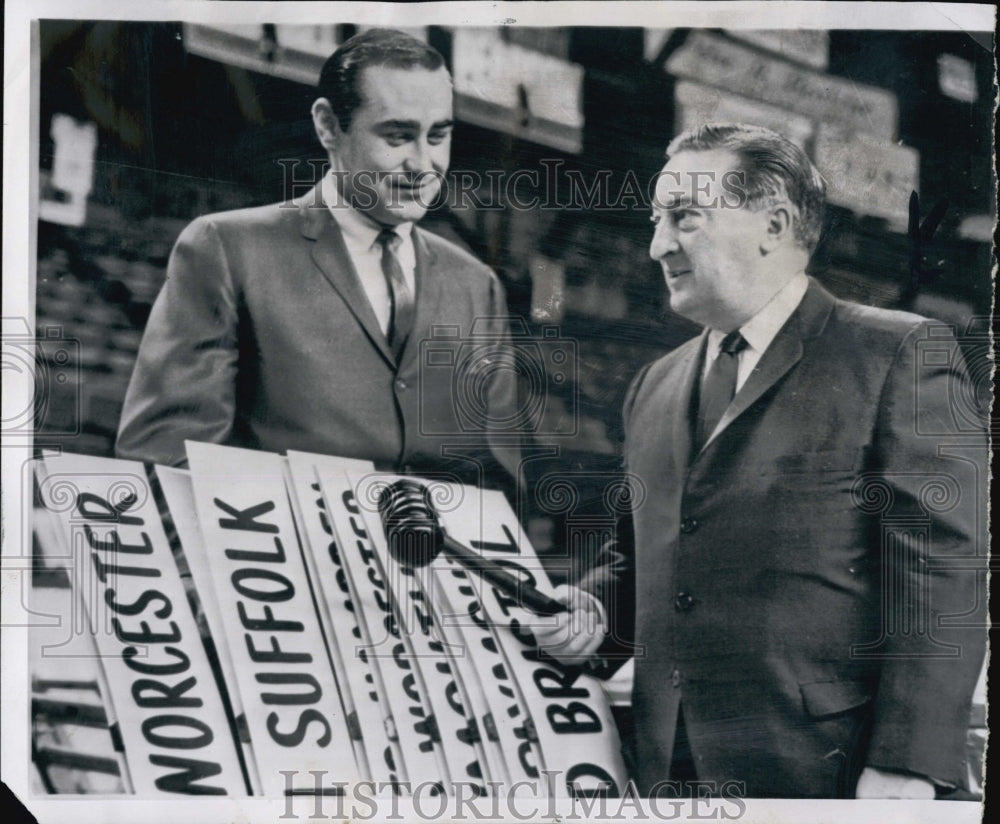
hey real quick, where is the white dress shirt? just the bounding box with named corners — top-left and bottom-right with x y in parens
top-left (322, 172), bottom-right (417, 337)
top-left (703, 272), bottom-right (810, 393)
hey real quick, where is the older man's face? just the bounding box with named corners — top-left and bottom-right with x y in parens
top-left (333, 64), bottom-right (453, 226)
top-left (650, 148), bottom-right (770, 331)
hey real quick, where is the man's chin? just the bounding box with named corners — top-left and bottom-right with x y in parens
top-left (371, 203), bottom-right (429, 226)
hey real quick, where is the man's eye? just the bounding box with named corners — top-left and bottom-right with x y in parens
top-left (427, 130), bottom-right (451, 145)
top-left (383, 132), bottom-right (411, 146)
top-left (672, 209), bottom-right (695, 224)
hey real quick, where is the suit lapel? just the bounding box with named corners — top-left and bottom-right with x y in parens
top-left (669, 331), bottom-right (708, 470)
top-left (704, 278), bottom-right (836, 448)
top-left (298, 187), bottom-right (395, 367)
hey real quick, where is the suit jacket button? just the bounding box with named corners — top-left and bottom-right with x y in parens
top-left (671, 669), bottom-right (681, 688)
top-left (674, 591), bottom-right (695, 612)
top-left (396, 378), bottom-right (408, 391)
top-left (680, 518), bottom-right (698, 534)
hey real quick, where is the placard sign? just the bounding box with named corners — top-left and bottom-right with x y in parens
top-left (315, 465), bottom-right (450, 793)
top-left (283, 451), bottom-right (403, 790)
top-left (37, 453), bottom-right (247, 796)
top-left (184, 442), bottom-right (362, 795)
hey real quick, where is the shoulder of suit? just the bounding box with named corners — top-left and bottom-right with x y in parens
top-left (181, 200), bottom-right (302, 239)
top-left (414, 226), bottom-right (498, 282)
top-left (828, 294), bottom-right (933, 340)
top-left (628, 333), bottom-right (702, 398)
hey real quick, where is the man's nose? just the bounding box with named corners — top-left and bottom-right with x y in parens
top-left (403, 138), bottom-right (434, 173)
top-left (649, 220), bottom-right (679, 261)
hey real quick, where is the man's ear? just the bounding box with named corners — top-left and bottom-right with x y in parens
top-left (311, 97), bottom-right (341, 152)
top-left (760, 204), bottom-right (794, 254)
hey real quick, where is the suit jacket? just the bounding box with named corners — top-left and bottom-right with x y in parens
top-left (604, 279), bottom-right (986, 797)
top-left (117, 187), bottom-right (520, 485)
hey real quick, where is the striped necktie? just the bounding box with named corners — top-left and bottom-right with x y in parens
top-left (375, 227), bottom-right (415, 360)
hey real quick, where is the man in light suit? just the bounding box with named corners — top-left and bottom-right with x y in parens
top-left (539, 124), bottom-right (986, 798)
top-left (117, 29), bottom-right (518, 486)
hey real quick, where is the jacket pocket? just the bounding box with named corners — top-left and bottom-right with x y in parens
top-left (800, 678), bottom-right (873, 719)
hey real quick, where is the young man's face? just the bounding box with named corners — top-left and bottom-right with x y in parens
top-left (332, 64), bottom-right (453, 226)
top-left (650, 148), bottom-right (770, 331)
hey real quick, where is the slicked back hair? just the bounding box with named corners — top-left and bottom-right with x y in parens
top-left (666, 123), bottom-right (826, 253)
top-left (317, 29), bottom-right (448, 132)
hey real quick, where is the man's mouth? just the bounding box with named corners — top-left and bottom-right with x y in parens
top-left (666, 269), bottom-right (691, 280)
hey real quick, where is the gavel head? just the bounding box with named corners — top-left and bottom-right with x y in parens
top-left (377, 479), bottom-right (444, 568)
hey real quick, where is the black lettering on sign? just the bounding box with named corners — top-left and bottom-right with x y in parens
top-left (350, 515), bottom-right (369, 541)
top-left (132, 676), bottom-right (203, 709)
top-left (142, 714), bottom-right (215, 750)
top-left (528, 664), bottom-right (590, 699)
top-left (246, 634), bottom-right (312, 664)
top-left (214, 499), bottom-right (279, 533)
top-left (256, 672), bottom-right (323, 705)
top-left (85, 526), bottom-right (153, 555)
top-left (123, 646), bottom-right (191, 677)
top-left (490, 559), bottom-right (538, 618)
top-left (267, 709), bottom-right (332, 747)
top-left (342, 490), bottom-right (360, 515)
top-left (104, 587), bottom-right (171, 618)
top-left (225, 537), bottom-right (286, 564)
top-left (114, 619), bottom-right (181, 645)
top-left (508, 618), bottom-right (537, 647)
top-left (513, 722), bottom-right (541, 778)
top-left (546, 702), bottom-right (601, 734)
top-left (469, 524), bottom-right (519, 554)
top-left (76, 492), bottom-right (143, 526)
top-left (238, 602), bottom-right (304, 633)
top-left (149, 754), bottom-right (227, 795)
top-left (334, 566), bottom-right (350, 596)
top-left (412, 712), bottom-right (439, 752)
top-left (92, 553), bottom-right (160, 583)
top-left (231, 568), bottom-right (295, 603)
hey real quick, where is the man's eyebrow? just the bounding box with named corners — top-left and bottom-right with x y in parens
top-left (660, 195), bottom-right (693, 210)
top-left (374, 119), bottom-right (455, 131)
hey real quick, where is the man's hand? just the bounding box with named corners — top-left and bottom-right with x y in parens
top-left (530, 585), bottom-right (606, 667)
top-left (855, 767), bottom-right (935, 799)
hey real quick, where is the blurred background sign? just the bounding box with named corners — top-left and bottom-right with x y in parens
top-left (666, 31), bottom-right (898, 140)
top-left (815, 124), bottom-right (920, 232)
top-left (39, 115), bottom-right (97, 227)
top-left (725, 29), bottom-right (831, 70)
top-left (451, 28), bottom-right (584, 153)
top-left (673, 80), bottom-right (814, 148)
top-left (182, 23), bottom-right (330, 85)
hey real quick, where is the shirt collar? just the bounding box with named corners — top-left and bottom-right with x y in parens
top-left (707, 272), bottom-right (809, 356)
top-left (321, 171), bottom-right (414, 253)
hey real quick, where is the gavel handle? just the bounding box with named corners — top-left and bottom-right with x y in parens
top-left (440, 534), bottom-right (565, 615)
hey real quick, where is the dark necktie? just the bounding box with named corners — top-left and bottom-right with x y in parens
top-left (376, 227), bottom-right (415, 360)
top-left (695, 330), bottom-right (748, 450)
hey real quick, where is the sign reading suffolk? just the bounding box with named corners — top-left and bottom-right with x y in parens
top-left (184, 442), bottom-right (362, 795)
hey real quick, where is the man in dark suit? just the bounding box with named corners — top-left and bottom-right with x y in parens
top-left (117, 29), bottom-right (518, 486)
top-left (537, 124), bottom-right (986, 798)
